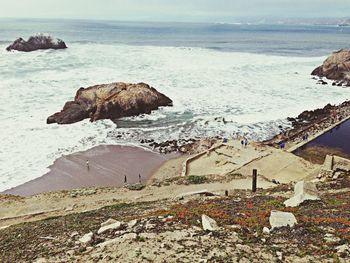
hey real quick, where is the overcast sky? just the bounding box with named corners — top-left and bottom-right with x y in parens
top-left (0, 0), bottom-right (349, 22)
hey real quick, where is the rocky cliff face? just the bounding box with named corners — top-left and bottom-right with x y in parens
top-left (311, 49), bottom-right (350, 86)
top-left (47, 82), bottom-right (173, 125)
top-left (6, 34), bottom-right (67, 52)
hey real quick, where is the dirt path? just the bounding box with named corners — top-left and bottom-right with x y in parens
top-left (0, 176), bottom-right (275, 228)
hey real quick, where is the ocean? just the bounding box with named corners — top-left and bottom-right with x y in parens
top-left (1, 18), bottom-right (350, 191)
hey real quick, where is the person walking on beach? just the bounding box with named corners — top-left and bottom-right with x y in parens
top-left (241, 139), bottom-right (244, 148)
top-left (244, 138), bottom-right (248, 148)
top-left (86, 160), bottom-right (90, 171)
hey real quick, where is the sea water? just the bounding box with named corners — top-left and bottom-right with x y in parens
top-left (1, 19), bottom-right (350, 191)
top-left (296, 119), bottom-right (350, 155)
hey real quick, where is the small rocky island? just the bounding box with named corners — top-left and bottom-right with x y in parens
top-left (47, 82), bottom-right (173, 125)
top-left (312, 49), bottom-right (350, 86)
top-left (6, 34), bottom-right (67, 52)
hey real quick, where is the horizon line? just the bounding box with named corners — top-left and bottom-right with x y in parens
top-left (0, 15), bottom-right (349, 25)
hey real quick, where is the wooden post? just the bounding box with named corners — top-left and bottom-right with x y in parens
top-left (252, 169), bottom-right (257, 193)
top-left (225, 190), bottom-right (229, 196)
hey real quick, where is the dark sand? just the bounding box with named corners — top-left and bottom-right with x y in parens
top-left (3, 145), bottom-right (177, 197)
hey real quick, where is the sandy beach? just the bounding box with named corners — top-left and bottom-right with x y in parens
top-left (2, 145), bottom-right (177, 197)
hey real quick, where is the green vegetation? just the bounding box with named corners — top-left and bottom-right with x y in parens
top-left (228, 172), bottom-right (243, 178)
top-left (187, 175), bottom-right (208, 184)
top-left (136, 235), bottom-right (145, 242)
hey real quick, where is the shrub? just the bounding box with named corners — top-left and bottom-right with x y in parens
top-left (187, 175), bottom-right (208, 184)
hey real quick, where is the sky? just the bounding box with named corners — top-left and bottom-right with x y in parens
top-left (0, 0), bottom-right (349, 22)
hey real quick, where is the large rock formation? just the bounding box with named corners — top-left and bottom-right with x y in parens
top-left (6, 34), bottom-right (67, 52)
top-left (47, 82), bottom-right (173, 125)
top-left (311, 49), bottom-right (350, 86)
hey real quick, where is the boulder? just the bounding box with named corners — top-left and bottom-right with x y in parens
top-left (97, 221), bottom-right (123, 234)
top-left (176, 190), bottom-right (217, 200)
top-left (262, 227), bottom-right (270, 235)
top-left (202, 214), bottom-right (219, 231)
top-left (79, 232), bottom-right (93, 244)
top-left (127, 219), bottom-right (138, 229)
top-left (324, 233), bottom-right (341, 243)
top-left (336, 244), bottom-right (350, 254)
top-left (6, 34), bottom-right (67, 52)
top-left (47, 82), bottom-right (172, 125)
top-left (100, 218), bottom-right (118, 228)
top-left (311, 49), bottom-right (350, 84)
top-left (0, 225), bottom-right (9, 231)
top-left (70, 231), bottom-right (79, 238)
top-left (276, 251), bottom-right (283, 261)
top-left (269, 211), bottom-right (297, 229)
top-left (284, 181), bottom-right (320, 207)
top-left (125, 183), bottom-right (145, 191)
top-left (97, 233), bottom-right (137, 249)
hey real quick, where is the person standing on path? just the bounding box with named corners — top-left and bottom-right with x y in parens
top-left (139, 174), bottom-right (142, 183)
top-left (86, 160), bottom-right (90, 171)
top-left (124, 175), bottom-right (127, 184)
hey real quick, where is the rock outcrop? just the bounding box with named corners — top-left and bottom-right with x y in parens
top-left (269, 211), bottom-right (297, 229)
top-left (97, 220), bottom-right (123, 234)
top-left (201, 214), bottom-right (219, 231)
top-left (47, 82), bottom-right (173, 125)
top-left (311, 49), bottom-right (350, 86)
top-left (78, 232), bottom-right (94, 244)
top-left (284, 181), bottom-right (320, 207)
top-left (6, 34), bottom-right (67, 52)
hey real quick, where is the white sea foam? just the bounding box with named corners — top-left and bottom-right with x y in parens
top-left (1, 43), bottom-right (350, 191)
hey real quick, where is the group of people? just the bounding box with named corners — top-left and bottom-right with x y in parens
top-left (240, 138), bottom-right (249, 148)
top-left (222, 136), bottom-right (249, 148)
top-left (124, 174), bottom-right (142, 184)
top-left (85, 159), bottom-right (142, 184)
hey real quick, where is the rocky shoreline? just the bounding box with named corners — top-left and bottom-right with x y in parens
top-left (110, 99), bottom-right (350, 156)
top-left (133, 99), bottom-right (350, 155)
top-left (264, 100), bottom-right (350, 147)
top-left (140, 138), bottom-right (219, 155)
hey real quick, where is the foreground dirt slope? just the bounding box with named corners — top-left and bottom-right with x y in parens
top-left (1, 175), bottom-right (349, 262)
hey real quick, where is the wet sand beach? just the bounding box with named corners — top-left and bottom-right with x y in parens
top-left (3, 145), bottom-right (177, 197)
